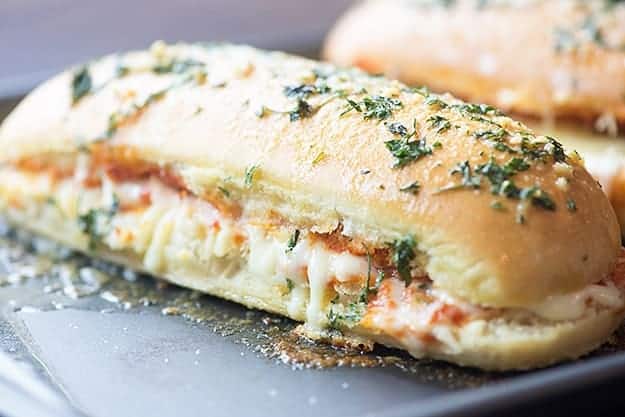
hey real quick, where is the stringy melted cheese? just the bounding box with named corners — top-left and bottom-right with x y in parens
top-left (0, 168), bottom-right (371, 328)
top-left (0, 166), bottom-right (623, 354)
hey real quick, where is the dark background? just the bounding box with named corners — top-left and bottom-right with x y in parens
top-left (1, 1), bottom-right (625, 416)
top-left (0, 0), bottom-right (352, 96)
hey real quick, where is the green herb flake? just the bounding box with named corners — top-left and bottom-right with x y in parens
top-left (103, 88), bottom-right (169, 139)
top-left (244, 164), bottom-right (259, 188)
top-left (285, 278), bottom-right (295, 294)
top-left (567, 198), bottom-right (577, 212)
top-left (71, 66), bottom-right (92, 104)
top-left (451, 103), bottom-right (502, 116)
top-left (546, 136), bottom-right (567, 163)
top-left (473, 128), bottom-right (507, 143)
top-left (217, 186), bottom-right (230, 198)
top-left (519, 186), bottom-right (556, 211)
top-left (427, 115), bottom-right (451, 134)
top-left (389, 236), bottom-right (417, 285)
top-left (424, 96), bottom-right (448, 109)
top-left (361, 247), bottom-right (373, 304)
top-left (341, 95), bottom-right (403, 120)
top-left (289, 99), bottom-right (315, 122)
top-left (286, 229), bottom-right (300, 253)
top-left (386, 122), bottom-right (410, 137)
top-left (385, 138), bottom-right (432, 168)
top-left (283, 82), bottom-right (330, 99)
top-left (77, 195), bottom-right (120, 250)
top-left (439, 160), bottom-right (482, 192)
top-left (152, 58), bottom-right (205, 74)
top-left (327, 297), bottom-right (366, 330)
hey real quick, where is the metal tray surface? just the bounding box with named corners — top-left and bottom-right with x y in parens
top-left (2, 93), bottom-right (625, 417)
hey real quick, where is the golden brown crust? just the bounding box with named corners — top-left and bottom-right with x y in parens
top-left (324, 0), bottom-right (625, 128)
top-left (0, 42), bottom-right (620, 308)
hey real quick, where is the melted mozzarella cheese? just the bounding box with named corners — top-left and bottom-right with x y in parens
top-left (0, 168), bottom-right (370, 329)
top-left (527, 282), bottom-right (623, 321)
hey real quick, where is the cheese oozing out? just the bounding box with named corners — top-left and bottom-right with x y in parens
top-left (0, 159), bottom-right (623, 351)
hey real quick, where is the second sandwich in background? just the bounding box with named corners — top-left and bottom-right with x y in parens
top-left (325, 0), bottom-right (625, 229)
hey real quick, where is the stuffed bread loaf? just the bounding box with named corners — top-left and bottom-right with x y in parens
top-left (0, 42), bottom-right (623, 370)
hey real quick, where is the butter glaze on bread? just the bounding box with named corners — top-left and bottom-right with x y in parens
top-left (0, 42), bottom-right (624, 370)
top-left (324, 0), bottom-right (625, 128)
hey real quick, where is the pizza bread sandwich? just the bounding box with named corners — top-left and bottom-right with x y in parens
top-left (325, 0), bottom-right (625, 229)
top-left (1, 42), bottom-right (624, 370)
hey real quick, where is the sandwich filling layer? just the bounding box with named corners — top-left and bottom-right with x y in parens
top-left (1, 149), bottom-right (624, 357)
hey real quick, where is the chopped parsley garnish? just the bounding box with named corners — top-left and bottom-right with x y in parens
top-left (104, 89), bottom-right (169, 139)
top-left (424, 96), bottom-right (449, 109)
top-left (341, 95), bottom-right (403, 120)
top-left (152, 58), bottom-right (205, 74)
top-left (244, 164), bottom-right (259, 188)
top-left (262, 78), bottom-right (334, 122)
top-left (389, 236), bottom-right (417, 284)
top-left (386, 122), bottom-right (410, 138)
top-left (426, 115), bottom-right (451, 134)
top-left (504, 157), bottom-right (530, 172)
top-left (520, 187), bottom-right (556, 211)
top-left (289, 99), bottom-right (315, 121)
top-left (217, 186), bottom-right (230, 197)
top-left (283, 82), bottom-right (330, 99)
top-left (109, 91), bottom-right (166, 136)
top-left (437, 157), bottom-right (555, 214)
top-left (385, 138), bottom-right (432, 168)
top-left (567, 198), bottom-right (577, 212)
top-left (474, 128), bottom-right (507, 142)
top-left (385, 119), bottom-right (432, 167)
top-left (477, 157), bottom-right (529, 194)
top-left (451, 103), bottom-right (502, 116)
top-left (71, 66), bottom-right (92, 104)
top-left (438, 160), bottom-right (481, 192)
top-left (77, 195), bottom-right (120, 250)
top-left (286, 230), bottom-right (300, 253)
top-left (400, 181), bottom-right (421, 195)
top-left (473, 128), bottom-right (518, 153)
top-left (327, 295), bottom-right (366, 330)
top-left (285, 278), bottom-right (294, 294)
top-left (325, 244), bottom-right (375, 328)
top-left (546, 136), bottom-right (567, 163)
